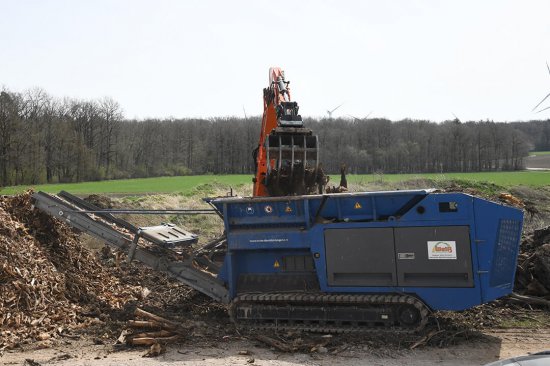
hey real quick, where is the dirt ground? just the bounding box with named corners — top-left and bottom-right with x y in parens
top-left (1, 328), bottom-right (550, 366)
top-left (525, 154), bottom-right (550, 170)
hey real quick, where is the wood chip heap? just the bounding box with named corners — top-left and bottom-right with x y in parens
top-left (0, 192), bottom-right (143, 349)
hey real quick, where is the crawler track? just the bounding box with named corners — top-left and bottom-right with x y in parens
top-left (230, 293), bottom-right (430, 333)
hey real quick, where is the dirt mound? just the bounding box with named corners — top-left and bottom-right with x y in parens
top-left (0, 192), bottom-right (143, 349)
top-left (83, 194), bottom-right (114, 209)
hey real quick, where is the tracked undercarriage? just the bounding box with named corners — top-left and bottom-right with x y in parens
top-left (231, 293), bottom-right (430, 333)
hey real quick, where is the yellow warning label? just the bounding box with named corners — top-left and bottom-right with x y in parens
top-left (285, 206), bottom-right (292, 213)
top-left (273, 260), bottom-right (280, 268)
top-left (354, 202), bottom-right (362, 209)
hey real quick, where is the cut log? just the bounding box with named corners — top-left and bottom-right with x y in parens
top-left (127, 320), bottom-right (172, 329)
top-left (130, 335), bottom-right (180, 346)
top-left (128, 330), bottom-right (175, 339)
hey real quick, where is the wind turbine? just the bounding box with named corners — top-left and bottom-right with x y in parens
top-left (347, 111), bottom-right (373, 121)
top-left (532, 62), bottom-right (550, 113)
top-left (451, 113), bottom-right (461, 123)
top-left (326, 103), bottom-right (343, 119)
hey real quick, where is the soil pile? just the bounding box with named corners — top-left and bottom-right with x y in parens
top-left (0, 192), bottom-right (143, 349)
top-left (83, 194), bottom-right (114, 209)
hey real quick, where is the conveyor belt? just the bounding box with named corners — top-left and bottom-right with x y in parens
top-left (31, 191), bottom-right (229, 303)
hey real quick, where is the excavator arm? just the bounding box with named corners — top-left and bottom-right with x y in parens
top-left (253, 67), bottom-right (326, 196)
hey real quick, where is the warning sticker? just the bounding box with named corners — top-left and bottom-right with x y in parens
top-left (427, 241), bottom-right (457, 260)
top-left (354, 202), bottom-right (362, 209)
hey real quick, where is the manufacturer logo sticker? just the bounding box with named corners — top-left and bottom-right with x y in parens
top-left (246, 206), bottom-right (254, 214)
top-left (427, 241), bottom-right (457, 260)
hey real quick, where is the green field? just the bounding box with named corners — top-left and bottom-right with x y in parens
top-left (1, 171), bottom-right (549, 195)
top-left (351, 171), bottom-right (550, 187)
top-left (0, 175), bottom-right (250, 195)
top-left (529, 151), bottom-right (550, 156)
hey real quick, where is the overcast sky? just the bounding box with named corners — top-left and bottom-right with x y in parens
top-left (1, 0), bottom-right (550, 121)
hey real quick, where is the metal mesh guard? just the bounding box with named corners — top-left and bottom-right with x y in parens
top-left (490, 219), bottom-right (522, 288)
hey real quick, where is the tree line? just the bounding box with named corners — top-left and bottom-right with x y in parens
top-left (0, 87), bottom-right (546, 187)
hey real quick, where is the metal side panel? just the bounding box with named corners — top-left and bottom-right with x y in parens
top-left (394, 226), bottom-right (473, 287)
top-left (324, 228), bottom-right (397, 286)
top-left (473, 197), bottom-right (523, 303)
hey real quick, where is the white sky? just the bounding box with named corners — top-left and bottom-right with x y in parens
top-left (1, 0), bottom-right (550, 121)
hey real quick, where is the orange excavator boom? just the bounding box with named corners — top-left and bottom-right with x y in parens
top-left (252, 67), bottom-right (325, 197)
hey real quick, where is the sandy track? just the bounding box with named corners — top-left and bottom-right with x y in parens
top-left (525, 154), bottom-right (550, 169)
top-left (2, 328), bottom-right (549, 366)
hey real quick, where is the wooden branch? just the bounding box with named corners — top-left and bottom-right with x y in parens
top-left (410, 329), bottom-right (443, 350)
top-left (255, 335), bottom-right (294, 352)
top-left (135, 308), bottom-right (179, 328)
top-left (510, 293), bottom-right (550, 307)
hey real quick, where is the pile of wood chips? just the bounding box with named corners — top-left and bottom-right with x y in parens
top-left (0, 192), bottom-right (144, 350)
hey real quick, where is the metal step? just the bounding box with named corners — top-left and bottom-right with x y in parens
top-left (138, 224), bottom-right (198, 248)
